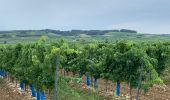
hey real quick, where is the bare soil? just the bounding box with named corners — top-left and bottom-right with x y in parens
top-left (1, 75), bottom-right (170, 100)
top-left (0, 78), bottom-right (35, 100)
top-left (64, 71), bottom-right (170, 100)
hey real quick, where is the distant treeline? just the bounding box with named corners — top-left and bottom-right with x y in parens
top-left (0, 29), bottom-right (137, 37)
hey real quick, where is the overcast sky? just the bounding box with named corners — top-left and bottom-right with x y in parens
top-left (0, 0), bottom-right (169, 34)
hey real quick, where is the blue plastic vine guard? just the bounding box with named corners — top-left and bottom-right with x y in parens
top-left (36, 91), bottom-right (41, 100)
top-left (116, 81), bottom-right (120, 96)
top-left (86, 75), bottom-right (90, 86)
top-left (94, 78), bottom-right (98, 89)
top-left (20, 82), bottom-right (24, 90)
top-left (30, 84), bottom-right (36, 97)
top-left (40, 91), bottom-right (46, 100)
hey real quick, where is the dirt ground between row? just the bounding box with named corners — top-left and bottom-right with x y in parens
top-left (0, 78), bottom-right (35, 100)
top-left (1, 76), bottom-right (170, 100)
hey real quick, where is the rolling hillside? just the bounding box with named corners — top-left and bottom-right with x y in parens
top-left (0, 29), bottom-right (170, 44)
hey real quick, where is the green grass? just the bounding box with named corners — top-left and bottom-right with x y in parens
top-left (58, 77), bottom-right (104, 100)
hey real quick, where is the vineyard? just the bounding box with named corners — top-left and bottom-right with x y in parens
top-left (0, 37), bottom-right (170, 100)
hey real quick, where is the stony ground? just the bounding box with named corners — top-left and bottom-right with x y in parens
top-left (1, 76), bottom-right (170, 100)
top-left (98, 79), bottom-right (170, 100)
top-left (0, 78), bottom-right (35, 100)
top-left (140, 85), bottom-right (170, 100)
top-left (69, 78), bottom-right (170, 100)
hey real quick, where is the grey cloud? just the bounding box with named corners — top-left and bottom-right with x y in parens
top-left (0, 0), bottom-right (169, 34)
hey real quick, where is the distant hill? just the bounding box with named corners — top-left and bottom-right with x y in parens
top-left (0, 29), bottom-right (170, 44)
top-left (0, 29), bottom-right (137, 37)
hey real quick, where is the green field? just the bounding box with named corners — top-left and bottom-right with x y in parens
top-left (0, 30), bottom-right (170, 44)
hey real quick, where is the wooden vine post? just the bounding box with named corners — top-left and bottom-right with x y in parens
top-left (54, 55), bottom-right (60, 100)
